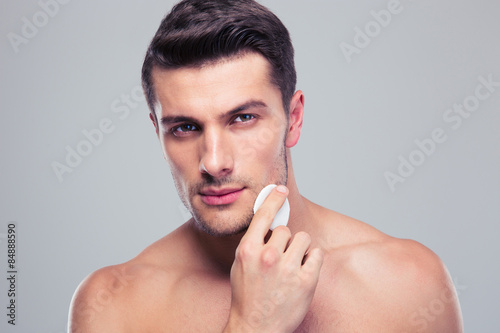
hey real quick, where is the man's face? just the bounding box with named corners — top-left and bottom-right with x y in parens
top-left (151, 52), bottom-right (290, 237)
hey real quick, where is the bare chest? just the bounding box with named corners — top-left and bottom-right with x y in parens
top-left (144, 275), bottom-right (342, 333)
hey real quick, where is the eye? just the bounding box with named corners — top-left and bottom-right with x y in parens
top-left (171, 123), bottom-right (199, 137)
top-left (233, 114), bottom-right (255, 123)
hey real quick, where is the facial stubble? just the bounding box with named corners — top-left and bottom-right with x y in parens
top-left (174, 141), bottom-right (288, 238)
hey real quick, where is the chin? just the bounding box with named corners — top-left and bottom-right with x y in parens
top-left (191, 210), bottom-right (253, 237)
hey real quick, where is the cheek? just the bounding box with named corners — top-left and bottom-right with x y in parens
top-left (163, 140), bottom-right (197, 176)
top-left (236, 125), bottom-right (285, 163)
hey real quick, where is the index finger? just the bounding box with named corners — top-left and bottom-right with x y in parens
top-left (243, 185), bottom-right (289, 242)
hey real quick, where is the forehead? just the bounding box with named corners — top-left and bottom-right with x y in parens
top-left (151, 52), bottom-right (282, 118)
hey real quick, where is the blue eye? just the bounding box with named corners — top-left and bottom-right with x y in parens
top-left (234, 114), bottom-right (255, 123)
top-left (172, 124), bottom-right (198, 136)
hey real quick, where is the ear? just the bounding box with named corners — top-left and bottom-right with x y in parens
top-left (285, 90), bottom-right (305, 148)
top-left (149, 112), bottom-right (159, 136)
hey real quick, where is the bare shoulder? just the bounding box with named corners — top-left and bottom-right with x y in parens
top-left (320, 213), bottom-right (463, 332)
top-left (358, 237), bottom-right (463, 332)
top-left (69, 224), bottom-right (194, 333)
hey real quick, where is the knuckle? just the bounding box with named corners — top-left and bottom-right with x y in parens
top-left (273, 226), bottom-right (291, 238)
top-left (261, 246), bottom-right (280, 267)
top-left (235, 241), bottom-right (254, 261)
top-left (295, 231), bottom-right (311, 244)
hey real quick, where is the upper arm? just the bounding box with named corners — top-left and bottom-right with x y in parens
top-left (68, 265), bottom-right (132, 333)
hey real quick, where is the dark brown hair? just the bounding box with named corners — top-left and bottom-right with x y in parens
top-left (141, 0), bottom-right (296, 120)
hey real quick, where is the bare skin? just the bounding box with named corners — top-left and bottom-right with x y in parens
top-left (69, 53), bottom-right (463, 332)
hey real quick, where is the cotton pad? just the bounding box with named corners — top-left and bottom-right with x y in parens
top-left (253, 184), bottom-right (290, 230)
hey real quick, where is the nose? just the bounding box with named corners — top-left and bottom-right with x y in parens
top-left (199, 127), bottom-right (234, 178)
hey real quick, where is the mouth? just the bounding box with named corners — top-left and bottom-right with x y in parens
top-left (199, 187), bottom-right (245, 206)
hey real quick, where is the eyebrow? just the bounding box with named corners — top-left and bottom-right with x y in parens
top-left (159, 100), bottom-right (269, 126)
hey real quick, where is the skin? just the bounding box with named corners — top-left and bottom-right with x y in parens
top-left (69, 52), bottom-right (463, 332)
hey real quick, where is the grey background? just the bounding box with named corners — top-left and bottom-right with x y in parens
top-left (0, 0), bottom-right (498, 332)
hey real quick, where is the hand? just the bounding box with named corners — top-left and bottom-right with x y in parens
top-left (224, 185), bottom-right (324, 333)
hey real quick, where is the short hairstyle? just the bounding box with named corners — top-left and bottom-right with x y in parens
top-left (141, 0), bottom-right (296, 120)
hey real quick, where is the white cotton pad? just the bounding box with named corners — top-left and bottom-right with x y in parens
top-left (253, 184), bottom-right (290, 230)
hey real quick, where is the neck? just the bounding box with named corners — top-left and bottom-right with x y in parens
top-left (189, 151), bottom-right (314, 275)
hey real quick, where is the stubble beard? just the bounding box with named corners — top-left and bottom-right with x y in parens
top-left (173, 144), bottom-right (288, 238)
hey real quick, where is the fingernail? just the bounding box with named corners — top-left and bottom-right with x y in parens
top-left (276, 185), bottom-right (287, 193)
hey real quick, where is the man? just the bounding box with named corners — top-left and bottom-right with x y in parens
top-left (69, 0), bottom-right (463, 331)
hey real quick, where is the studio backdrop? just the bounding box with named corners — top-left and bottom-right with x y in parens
top-left (1, 0), bottom-right (499, 332)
